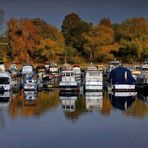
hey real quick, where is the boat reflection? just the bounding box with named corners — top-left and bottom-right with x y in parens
top-left (0, 91), bottom-right (12, 107)
top-left (0, 91), bottom-right (12, 128)
top-left (24, 91), bottom-right (37, 106)
top-left (85, 92), bottom-right (103, 111)
top-left (137, 91), bottom-right (148, 103)
top-left (109, 92), bottom-right (136, 110)
top-left (59, 92), bottom-right (78, 112)
top-left (8, 89), bottom-right (60, 118)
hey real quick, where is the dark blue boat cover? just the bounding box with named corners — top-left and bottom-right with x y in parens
top-left (109, 66), bottom-right (135, 84)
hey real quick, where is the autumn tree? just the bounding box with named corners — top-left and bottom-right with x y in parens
top-left (7, 18), bottom-right (65, 63)
top-left (83, 24), bottom-right (117, 62)
top-left (32, 18), bottom-right (65, 62)
top-left (7, 18), bottom-right (40, 63)
top-left (113, 17), bottom-right (148, 62)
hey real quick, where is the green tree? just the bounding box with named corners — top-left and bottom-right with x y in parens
top-left (61, 13), bottom-right (92, 53)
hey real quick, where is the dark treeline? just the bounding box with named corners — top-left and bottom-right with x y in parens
top-left (0, 11), bottom-right (148, 64)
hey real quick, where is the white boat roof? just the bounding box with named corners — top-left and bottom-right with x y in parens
top-left (0, 72), bottom-right (11, 77)
top-left (141, 64), bottom-right (148, 69)
top-left (87, 65), bottom-right (97, 71)
top-left (62, 70), bottom-right (75, 73)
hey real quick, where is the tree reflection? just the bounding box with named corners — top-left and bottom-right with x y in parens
top-left (100, 91), bottom-right (112, 116)
top-left (124, 95), bottom-right (148, 118)
top-left (8, 89), bottom-right (60, 118)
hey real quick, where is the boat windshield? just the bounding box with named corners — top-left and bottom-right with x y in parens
top-left (110, 61), bottom-right (120, 66)
top-left (0, 77), bottom-right (10, 84)
top-left (62, 72), bottom-right (74, 77)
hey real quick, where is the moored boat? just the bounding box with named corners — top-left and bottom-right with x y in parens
top-left (23, 74), bottom-right (38, 91)
top-left (59, 71), bottom-right (79, 92)
top-left (109, 66), bottom-right (135, 91)
top-left (72, 64), bottom-right (82, 84)
top-left (85, 64), bottom-right (103, 91)
top-left (136, 63), bottom-right (148, 92)
top-left (0, 72), bottom-right (13, 91)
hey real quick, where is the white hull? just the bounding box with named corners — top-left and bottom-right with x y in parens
top-left (113, 91), bottom-right (137, 97)
top-left (85, 82), bottom-right (103, 91)
top-left (112, 84), bottom-right (135, 91)
top-left (60, 71), bottom-right (79, 91)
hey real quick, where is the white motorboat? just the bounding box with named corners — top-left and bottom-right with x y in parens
top-left (85, 64), bottom-right (103, 91)
top-left (59, 71), bottom-right (79, 92)
top-left (49, 61), bottom-right (59, 78)
top-left (136, 63), bottom-right (148, 91)
top-left (0, 72), bottom-right (13, 91)
top-left (22, 65), bottom-right (34, 74)
top-left (23, 75), bottom-right (37, 91)
top-left (72, 65), bottom-right (82, 84)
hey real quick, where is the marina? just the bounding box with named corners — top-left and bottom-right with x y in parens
top-left (0, 1), bottom-right (148, 147)
top-left (0, 60), bottom-right (147, 148)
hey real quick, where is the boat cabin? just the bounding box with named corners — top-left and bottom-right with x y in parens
top-left (0, 72), bottom-right (13, 91)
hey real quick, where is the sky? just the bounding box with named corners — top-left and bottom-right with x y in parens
top-left (0, 0), bottom-right (148, 29)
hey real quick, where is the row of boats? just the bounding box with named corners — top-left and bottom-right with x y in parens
top-left (0, 60), bottom-right (147, 93)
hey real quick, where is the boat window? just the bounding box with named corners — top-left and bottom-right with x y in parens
top-left (66, 73), bottom-right (70, 76)
top-left (0, 77), bottom-right (10, 84)
top-left (66, 105), bottom-right (71, 109)
top-left (142, 68), bottom-right (148, 71)
top-left (110, 62), bottom-right (120, 66)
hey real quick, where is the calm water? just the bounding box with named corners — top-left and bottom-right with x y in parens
top-left (0, 89), bottom-right (148, 148)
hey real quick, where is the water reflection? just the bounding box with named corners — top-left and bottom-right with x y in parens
top-left (109, 92), bottom-right (136, 111)
top-left (0, 91), bottom-right (12, 128)
top-left (60, 92), bottom-right (78, 112)
top-left (24, 91), bottom-right (37, 106)
top-left (124, 92), bottom-right (148, 118)
top-left (0, 91), bottom-right (12, 107)
top-left (137, 91), bottom-right (148, 103)
top-left (85, 92), bottom-right (103, 111)
top-left (0, 89), bottom-right (146, 119)
top-left (60, 92), bottom-right (87, 121)
top-left (9, 89), bottom-right (60, 118)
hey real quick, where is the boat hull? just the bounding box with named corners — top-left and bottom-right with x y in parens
top-left (112, 84), bottom-right (135, 91)
top-left (85, 82), bottom-right (103, 91)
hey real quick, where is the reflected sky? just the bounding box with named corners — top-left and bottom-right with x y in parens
top-left (0, 89), bottom-right (148, 148)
